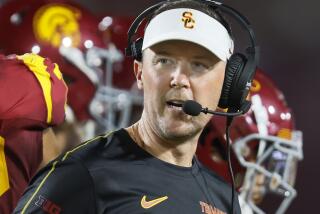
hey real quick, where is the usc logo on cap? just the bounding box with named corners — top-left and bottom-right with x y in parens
top-left (182, 12), bottom-right (195, 29)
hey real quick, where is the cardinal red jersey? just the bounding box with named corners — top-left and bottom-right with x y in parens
top-left (0, 53), bottom-right (67, 214)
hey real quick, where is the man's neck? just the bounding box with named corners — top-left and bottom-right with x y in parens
top-left (126, 119), bottom-right (199, 168)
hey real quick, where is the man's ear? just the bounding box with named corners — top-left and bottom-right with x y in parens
top-left (134, 60), bottom-right (143, 89)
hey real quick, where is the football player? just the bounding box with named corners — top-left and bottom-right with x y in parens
top-left (0, 53), bottom-right (68, 213)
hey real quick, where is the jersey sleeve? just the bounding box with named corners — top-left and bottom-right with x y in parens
top-left (13, 156), bottom-right (96, 214)
top-left (0, 53), bottom-right (67, 127)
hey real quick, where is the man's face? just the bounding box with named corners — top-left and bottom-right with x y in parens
top-left (135, 40), bottom-right (226, 142)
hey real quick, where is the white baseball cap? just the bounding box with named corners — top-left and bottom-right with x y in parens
top-left (142, 8), bottom-right (234, 62)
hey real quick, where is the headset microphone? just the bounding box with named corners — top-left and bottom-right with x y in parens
top-left (180, 100), bottom-right (251, 117)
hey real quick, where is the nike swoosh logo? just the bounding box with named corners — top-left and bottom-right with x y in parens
top-left (140, 195), bottom-right (168, 209)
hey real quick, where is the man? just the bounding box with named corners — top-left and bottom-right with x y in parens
top-left (14, 1), bottom-right (246, 213)
top-left (0, 53), bottom-right (68, 213)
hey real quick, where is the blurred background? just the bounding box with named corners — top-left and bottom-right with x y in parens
top-left (1, 0), bottom-right (319, 213)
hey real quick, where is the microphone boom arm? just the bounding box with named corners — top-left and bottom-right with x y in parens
top-left (202, 107), bottom-right (243, 116)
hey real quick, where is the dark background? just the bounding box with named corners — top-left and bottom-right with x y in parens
top-left (77, 0), bottom-right (320, 213)
top-left (73, 0), bottom-right (319, 212)
top-left (1, 0), bottom-right (318, 212)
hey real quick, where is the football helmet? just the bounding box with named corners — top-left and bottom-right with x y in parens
top-left (0, 0), bottom-right (142, 140)
top-left (197, 69), bottom-right (303, 214)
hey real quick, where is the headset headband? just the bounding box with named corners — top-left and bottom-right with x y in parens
top-left (126, 0), bottom-right (259, 65)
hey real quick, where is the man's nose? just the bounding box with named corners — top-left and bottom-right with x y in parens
top-left (170, 63), bottom-right (191, 89)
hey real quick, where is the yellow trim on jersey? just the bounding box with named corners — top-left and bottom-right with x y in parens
top-left (53, 63), bottom-right (63, 80)
top-left (0, 136), bottom-right (10, 196)
top-left (17, 53), bottom-right (53, 124)
top-left (21, 160), bottom-right (59, 214)
top-left (20, 132), bottom-right (112, 213)
top-left (62, 132), bottom-right (111, 161)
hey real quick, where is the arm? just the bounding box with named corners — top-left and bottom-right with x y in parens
top-left (14, 156), bottom-right (96, 214)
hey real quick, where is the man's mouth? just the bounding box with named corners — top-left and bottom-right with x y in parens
top-left (166, 100), bottom-right (184, 109)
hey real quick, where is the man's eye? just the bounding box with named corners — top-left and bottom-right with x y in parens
top-left (192, 62), bottom-right (209, 71)
top-left (158, 58), bottom-right (170, 64)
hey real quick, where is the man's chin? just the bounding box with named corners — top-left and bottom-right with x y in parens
top-left (161, 124), bottom-right (201, 141)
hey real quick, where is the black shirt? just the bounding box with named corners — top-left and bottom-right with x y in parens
top-left (14, 129), bottom-right (241, 214)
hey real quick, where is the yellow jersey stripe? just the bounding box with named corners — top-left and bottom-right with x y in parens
top-left (53, 63), bottom-right (63, 80)
top-left (17, 54), bottom-right (53, 124)
top-left (0, 136), bottom-right (9, 196)
top-left (62, 132), bottom-right (112, 161)
top-left (21, 160), bottom-right (58, 214)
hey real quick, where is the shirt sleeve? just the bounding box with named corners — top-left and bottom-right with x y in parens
top-left (0, 53), bottom-right (67, 126)
top-left (13, 156), bottom-right (96, 214)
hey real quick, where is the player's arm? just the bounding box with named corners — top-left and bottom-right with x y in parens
top-left (13, 156), bottom-right (96, 214)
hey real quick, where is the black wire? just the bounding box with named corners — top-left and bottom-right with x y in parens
top-left (226, 116), bottom-right (235, 214)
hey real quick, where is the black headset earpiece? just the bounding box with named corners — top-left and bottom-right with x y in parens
top-left (126, 0), bottom-right (259, 113)
top-left (219, 45), bottom-right (258, 113)
top-left (128, 37), bottom-right (143, 61)
top-left (219, 53), bottom-right (247, 110)
top-left (213, 2), bottom-right (258, 113)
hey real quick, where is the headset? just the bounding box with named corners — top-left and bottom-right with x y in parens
top-left (125, 0), bottom-right (259, 114)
